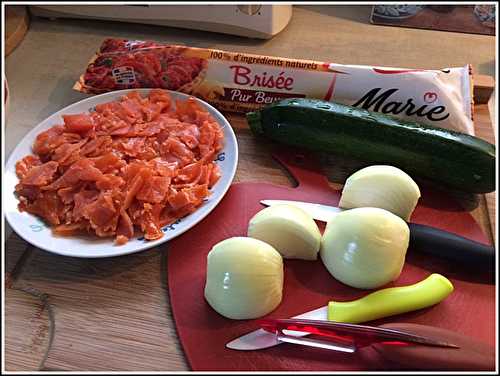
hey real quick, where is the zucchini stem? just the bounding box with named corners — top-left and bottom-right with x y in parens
top-left (246, 111), bottom-right (263, 135)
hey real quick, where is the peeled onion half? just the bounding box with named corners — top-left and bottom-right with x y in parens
top-left (339, 165), bottom-right (421, 221)
top-left (247, 204), bottom-right (321, 260)
top-left (320, 207), bottom-right (410, 289)
top-left (204, 237), bottom-right (284, 319)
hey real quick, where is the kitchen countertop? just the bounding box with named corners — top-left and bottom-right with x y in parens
top-left (4, 5), bottom-right (497, 371)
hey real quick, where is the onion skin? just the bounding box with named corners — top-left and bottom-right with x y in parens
top-left (247, 204), bottom-right (321, 260)
top-left (204, 237), bottom-right (284, 320)
top-left (339, 165), bottom-right (421, 221)
top-left (320, 207), bottom-right (410, 289)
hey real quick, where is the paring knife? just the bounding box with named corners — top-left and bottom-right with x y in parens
top-left (226, 273), bottom-right (451, 351)
top-left (227, 312), bottom-right (455, 353)
top-left (261, 199), bottom-right (495, 266)
top-left (227, 318), bottom-right (495, 370)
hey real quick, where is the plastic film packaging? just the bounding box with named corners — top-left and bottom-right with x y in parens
top-left (75, 38), bottom-right (475, 135)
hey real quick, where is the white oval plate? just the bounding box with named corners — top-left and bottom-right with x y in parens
top-left (5, 89), bottom-right (238, 258)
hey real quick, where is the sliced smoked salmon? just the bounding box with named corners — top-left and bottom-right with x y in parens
top-left (15, 90), bottom-right (224, 245)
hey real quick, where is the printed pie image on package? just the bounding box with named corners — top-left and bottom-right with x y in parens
top-left (77, 41), bottom-right (208, 95)
top-left (75, 38), bottom-right (475, 135)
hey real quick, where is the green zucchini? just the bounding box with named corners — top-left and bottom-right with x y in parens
top-left (247, 98), bottom-right (495, 193)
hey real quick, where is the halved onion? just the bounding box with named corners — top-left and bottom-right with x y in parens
top-left (339, 165), bottom-right (421, 221)
top-left (247, 204), bottom-right (321, 260)
top-left (320, 207), bottom-right (409, 289)
top-left (204, 237), bottom-right (284, 319)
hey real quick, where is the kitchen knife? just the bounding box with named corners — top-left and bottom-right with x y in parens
top-left (226, 273), bottom-right (452, 351)
top-left (261, 199), bottom-right (495, 266)
top-left (250, 319), bottom-right (495, 371)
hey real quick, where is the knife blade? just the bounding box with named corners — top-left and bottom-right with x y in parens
top-left (260, 199), bottom-right (495, 267)
top-left (225, 305), bottom-right (327, 350)
top-left (261, 199), bottom-right (344, 222)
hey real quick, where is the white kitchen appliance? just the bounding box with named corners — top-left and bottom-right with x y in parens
top-left (29, 4), bottom-right (293, 39)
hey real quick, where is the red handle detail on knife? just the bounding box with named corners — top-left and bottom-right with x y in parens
top-left (259, 318), bottom-right (456, 349)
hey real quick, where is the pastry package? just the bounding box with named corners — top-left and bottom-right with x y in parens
top-left (75, 38), bottom-right (475, 135)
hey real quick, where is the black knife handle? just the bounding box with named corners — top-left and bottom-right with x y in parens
top-left (408, 223), bottom-right (495, 265)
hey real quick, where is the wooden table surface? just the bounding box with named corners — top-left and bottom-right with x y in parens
top-left (4, 5), bottom-right (496, 372)
top-left (5, 6), bottom-right (30, 57)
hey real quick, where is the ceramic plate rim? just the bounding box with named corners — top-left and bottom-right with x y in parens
top-left (5, 89), bottom-right (238, 258)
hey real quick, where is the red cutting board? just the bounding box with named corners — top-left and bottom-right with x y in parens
top-left (167, 152), bottom-right (495, 371)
